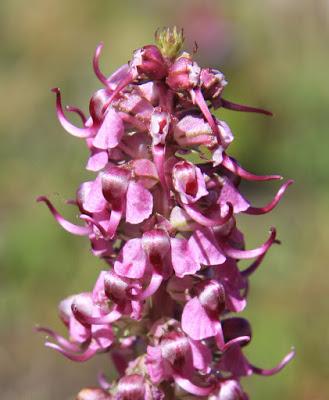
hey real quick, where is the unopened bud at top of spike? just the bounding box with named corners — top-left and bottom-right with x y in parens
top-left (155, 26), bottom-right (185, 60)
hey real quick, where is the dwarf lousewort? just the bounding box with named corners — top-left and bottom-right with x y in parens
top-left (37, 27), bottom-right (294, 399)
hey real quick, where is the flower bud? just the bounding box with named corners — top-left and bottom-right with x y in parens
top-left (130, 45), bottom-right (167, 80)
top-left (71, 293), bottom-right (94, 324)
top-left (76, 388), bottom-right (111, 400)
top-left (166, 55), bottom-right (201, 91)
top-left (172, 160), bottom-right (208, 204)
top-left (58, 295), bottom-right (75, 325)
top-left (101, 166), bottom-right (131, 209)
top-left (104, 270), bottom-right (129, 304)
top-left (89, 89), bottom-right (111, 123)
top-left (160, 332), bottom-right (190, 367)
top-left (115, 374), bottom-right (145, 400)
top-left (173, 114), bottom-right (217, 147)
top-left (197, 280), bottom-right (226, 314)
top-left (142, 229), bottom-right (170, 272)
top-left (200, 68), bottom-right (227, 99)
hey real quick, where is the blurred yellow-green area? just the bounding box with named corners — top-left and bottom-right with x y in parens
top-left (1, 1), bottom-right (328, 399)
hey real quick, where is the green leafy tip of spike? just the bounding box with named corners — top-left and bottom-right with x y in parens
top-left (155, 26), bottom-right (185, 60)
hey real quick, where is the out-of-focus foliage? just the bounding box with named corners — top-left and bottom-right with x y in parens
top-left (0, 0), bottom-right (328, 399)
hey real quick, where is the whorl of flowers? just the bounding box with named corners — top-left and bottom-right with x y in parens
top-left (37, 27), bottom-right (294, 399)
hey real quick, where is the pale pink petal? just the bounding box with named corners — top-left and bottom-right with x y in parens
top-left (170, 238), bottom-right (200, 278)
top-left (90, 325), bottom-right (114, 351)
top-left (86, 149), bottom-right (108, 171)
top-left (93, 108), bottom-right (124, 149)
top-left (218, 178), bottom-right (250, 214)
top-left (181, 297), bottom-right (217, 340)
top-left (145, 345), bottom-right (167, 384)
top-left (125, 181), bottom-right (153, 224)
top-left (114, 238), bottom-right (147, 279)
top-left (189, 229), bottom-right (226, 266)
top-left (78, 175), bottom-right (107, 213)
top-left (189, 338), bottom-right (212, 372)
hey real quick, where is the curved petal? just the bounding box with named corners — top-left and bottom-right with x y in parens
top-left (245, 180), bottom-right (294, 215)
top-left (220, 98), bottom-right (273, 116)
top-left (51, 88), bottom-right (92, 138)
top-left (36, 326), bottom-right (80, 352)
top-left (221, 228), bottom-right (276, 260)
top-left (250, 348), bottom-right (295, 376)
top-left (183, 202), bottom-right (233, 227)
top-left (128, 272), bottom-right (163, 301)
top-left (76, 309), bottom-right (122, 325)
top-left (173, 373), bottom-right (214, 397)
top-left (45, 342), bottom-right (97, 362)
top-left (65, 105), bottom-right (87, 124)
top-left (222, 154), bottom-right (282, 181)
top-left (37, 196), bottom-right (91, 236)
top-left (93, 42), bottom-right (110, 86)
top-left (193, 87), bottom-right (221, 144)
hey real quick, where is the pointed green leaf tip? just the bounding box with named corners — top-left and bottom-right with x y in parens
top-left (155, 27), bottom-right (185, 60)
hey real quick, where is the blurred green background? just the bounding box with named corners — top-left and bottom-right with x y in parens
top-left (1, 0), bottom-right (328, 399)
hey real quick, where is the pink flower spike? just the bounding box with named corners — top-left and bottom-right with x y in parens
top-left (245, 180), bottom-right (294, 215)
top-left (250, 348), bottom-right (295, 376)
top-left (222, 153), bottom-right (282, 181)
top-left (51, 88), bottom-right (92, 138)
top-left (37, 196), bottom-right (91, 236)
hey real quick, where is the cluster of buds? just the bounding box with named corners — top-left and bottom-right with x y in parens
top-left (38, 28), bottom-right (294, 399)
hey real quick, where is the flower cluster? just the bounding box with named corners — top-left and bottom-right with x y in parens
top-left (38, 28), bottom-right (294, 399)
